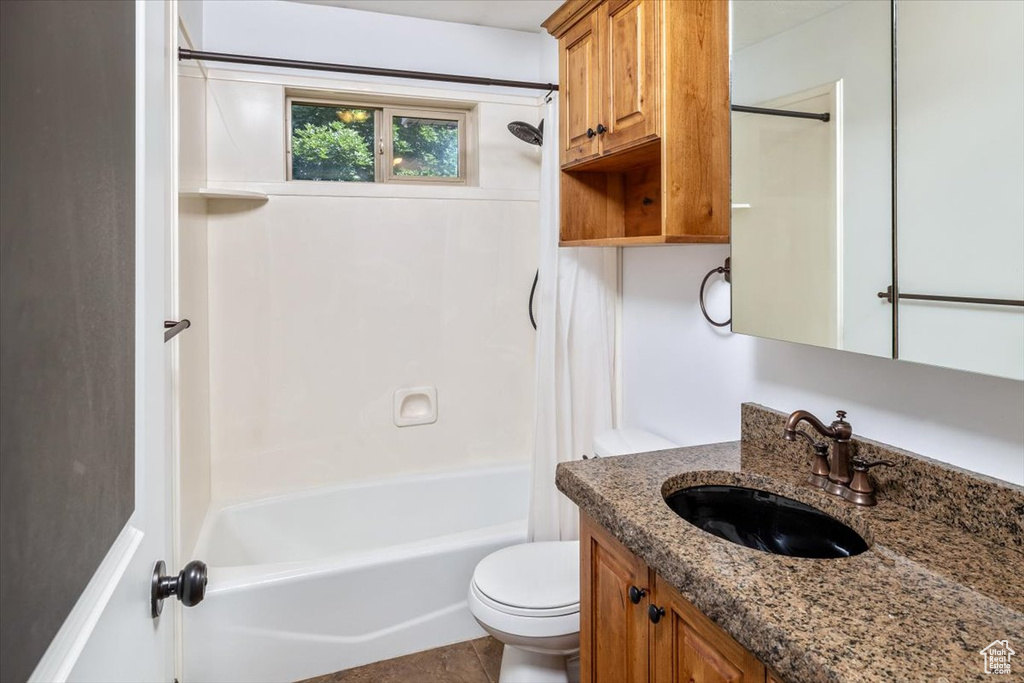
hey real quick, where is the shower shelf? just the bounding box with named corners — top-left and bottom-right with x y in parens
top-left (179, 186), bottom-right (268, 201)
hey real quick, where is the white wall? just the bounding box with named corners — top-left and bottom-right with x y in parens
top-left (896, 0), bottom-right (1024, 381)
top-left (202, 0), bottom-right (555, 95)
top-left (621, 246), bottom-right (1024, 486)
top-left (731, 0), bottom-right (892, 358)
top-left (196, 2), bottom-right (548, 501)
top-left (179, 0), bottom-right (204, 48)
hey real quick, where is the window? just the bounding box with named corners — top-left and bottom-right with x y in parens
top-left (287, 98), bottom-right (468, 184)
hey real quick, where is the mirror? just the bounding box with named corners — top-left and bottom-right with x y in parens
top-left (730, 0), bottom-right (1024, 381)
top-left (729, 0), bottom-right (893, 358)
top-left (895, 1), bottom-right (1024, 381)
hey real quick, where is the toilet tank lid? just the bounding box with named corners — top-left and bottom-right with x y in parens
top-left (593, 429), bottom-right (677, 457)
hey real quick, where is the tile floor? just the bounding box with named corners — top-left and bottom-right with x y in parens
top-left (300, 637), bottom-right (503, 683)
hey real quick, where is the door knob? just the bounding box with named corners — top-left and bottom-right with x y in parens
top-left (596, 123), bottom-right (607, 134)
top-left (586, 127), bottom-right (597, 138)
top-left (648, 604), bottom-right (665, 624)
top-left (628, 585), bottom-right (647, 604)
top-left (151, 559), bottom-right (207, 618)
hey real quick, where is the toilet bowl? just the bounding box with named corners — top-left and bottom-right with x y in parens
top-left (468, 541), bottom-right (580, 683)
top-left (468, 429), bottom-right (676, 683)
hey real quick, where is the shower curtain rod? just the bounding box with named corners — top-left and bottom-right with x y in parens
top-left (179, 50), bottom-right (837, 119)
top-left (178, 48), bottom-right (559, 93)
top-left (731, 104), bottom-right (831, 122)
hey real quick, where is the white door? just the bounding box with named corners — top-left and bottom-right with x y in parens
top-left (27, 2), bottom-right (184, 681)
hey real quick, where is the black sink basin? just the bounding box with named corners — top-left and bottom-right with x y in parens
top-left (664, 485), bottom-right (868, 559)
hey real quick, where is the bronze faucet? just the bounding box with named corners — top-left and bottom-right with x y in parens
top-left (782, 409), bottom-right (894, 506)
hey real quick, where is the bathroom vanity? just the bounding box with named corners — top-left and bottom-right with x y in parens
top-left (561, 404), bottom-right (1024, 682)
top-left (582, 513), bottom-right (768, 682)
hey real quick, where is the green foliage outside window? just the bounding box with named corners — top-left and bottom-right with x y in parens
top-left (290, 103), bottom-right (461, 182)
top-left (291, 105), bottom-right (375, 182)
top-left (392, 117), bottom-right (459, 178)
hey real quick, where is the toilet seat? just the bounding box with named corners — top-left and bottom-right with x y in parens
top-left (469, 582), bottom-right (579, 640)
top-left (472, 541), bottom-right (580, 613)
top-left (468, 541), bottom-right (580, 639)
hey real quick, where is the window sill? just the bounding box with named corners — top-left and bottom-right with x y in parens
top-left (200, 181), bottom-right (539, 202)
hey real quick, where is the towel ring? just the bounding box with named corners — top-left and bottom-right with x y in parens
top-left (699, 257), bottom-right (731, 328)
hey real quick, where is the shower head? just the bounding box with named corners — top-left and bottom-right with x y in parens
top-left (508, 119), bottom-right (543, 146)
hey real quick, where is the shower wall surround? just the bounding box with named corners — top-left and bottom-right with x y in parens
top-left (202, 73), bottom-right (541, 503)
top-left (178, 23), bottom-right (212, 558)
top-left (171, 0), bottom-right (558, 505)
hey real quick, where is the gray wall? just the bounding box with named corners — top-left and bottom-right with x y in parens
top-left (0, 2), bottom-right (136, 680)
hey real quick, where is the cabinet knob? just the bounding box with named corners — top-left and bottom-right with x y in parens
top-left (648, 604), bottom-right (666, 624)
top-left (596, 123), bottom-right (608, 135)
top-left (628, 585), bottom-right (647, 604)
top-left (586, 127), bottom-right (597, 139)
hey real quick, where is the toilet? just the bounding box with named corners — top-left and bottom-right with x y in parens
top-left (468, 429), bottom-right (677, 683)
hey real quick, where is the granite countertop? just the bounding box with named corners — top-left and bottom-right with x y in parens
top-left (557, 405), bottom-right (1024, 682)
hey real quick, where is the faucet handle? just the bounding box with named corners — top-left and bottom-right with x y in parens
top-left (807, 443), bottom-right (831, 489)
top-left (844, 458), bottom-right (895, 506)
top-left (835, 410), bottom-right (847, 421)
top-left (851, 457), bottom-right (895, 471)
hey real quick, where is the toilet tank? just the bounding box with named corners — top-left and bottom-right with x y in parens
top-left (592, 429), bottom-right (677, 458)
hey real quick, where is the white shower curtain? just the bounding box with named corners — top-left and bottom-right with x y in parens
top-left (528, 95), bottom-right (618, 543)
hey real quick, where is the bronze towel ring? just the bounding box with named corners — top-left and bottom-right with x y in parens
top-left (699, 257), bottom-right (731, 327)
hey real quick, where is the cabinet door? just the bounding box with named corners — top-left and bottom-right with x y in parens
top-left (581, 514), bottom-right (650, 683)
top-left (560, 11), bottom-right (602, 165)
top-left (651, 575), bottom-right (765, 683)
top-left (599, 0), bottom-right (661, 154)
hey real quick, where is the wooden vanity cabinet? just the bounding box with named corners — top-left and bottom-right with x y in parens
top-left (650, 573), bottom-right (765, 683)
top-left (543, 0), bottom-right (729, 246)
top-left (581, 513), bottom-right (651, 683)
top-left (581, 513), bottom-right (770, 683)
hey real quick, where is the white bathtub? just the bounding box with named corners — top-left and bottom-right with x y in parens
top-left (183, 464), bottom-right (529, 683)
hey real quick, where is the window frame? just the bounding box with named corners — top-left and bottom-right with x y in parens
top-left (285, 95), bottom-right (469, 186)
top-left (385, 106), bottom-right (467, 185)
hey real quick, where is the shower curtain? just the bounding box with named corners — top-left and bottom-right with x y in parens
top-left (528, 95), bottom-right (617, 543)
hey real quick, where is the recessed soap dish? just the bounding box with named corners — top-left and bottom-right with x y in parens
top-left (393, 387), bottom-right (438, 427)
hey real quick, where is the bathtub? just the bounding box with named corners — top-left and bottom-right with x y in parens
top-left (183, 463), bottom-right (530, 683)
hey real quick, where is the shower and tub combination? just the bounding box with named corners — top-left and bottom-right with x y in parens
top-left (185, 121), bottom-right (547, 682)
top-left (184, 464), bottom-right (530, 683)
top-left (176, 32), bottom-right (552, 677)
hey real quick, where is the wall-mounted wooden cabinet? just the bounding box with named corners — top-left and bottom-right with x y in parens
top-left (543, 0), bottom-right (730, 246)
top-left (581, 514), bottom-right (775, 682)
top-left (559, 0), bottom-right (660, 166)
